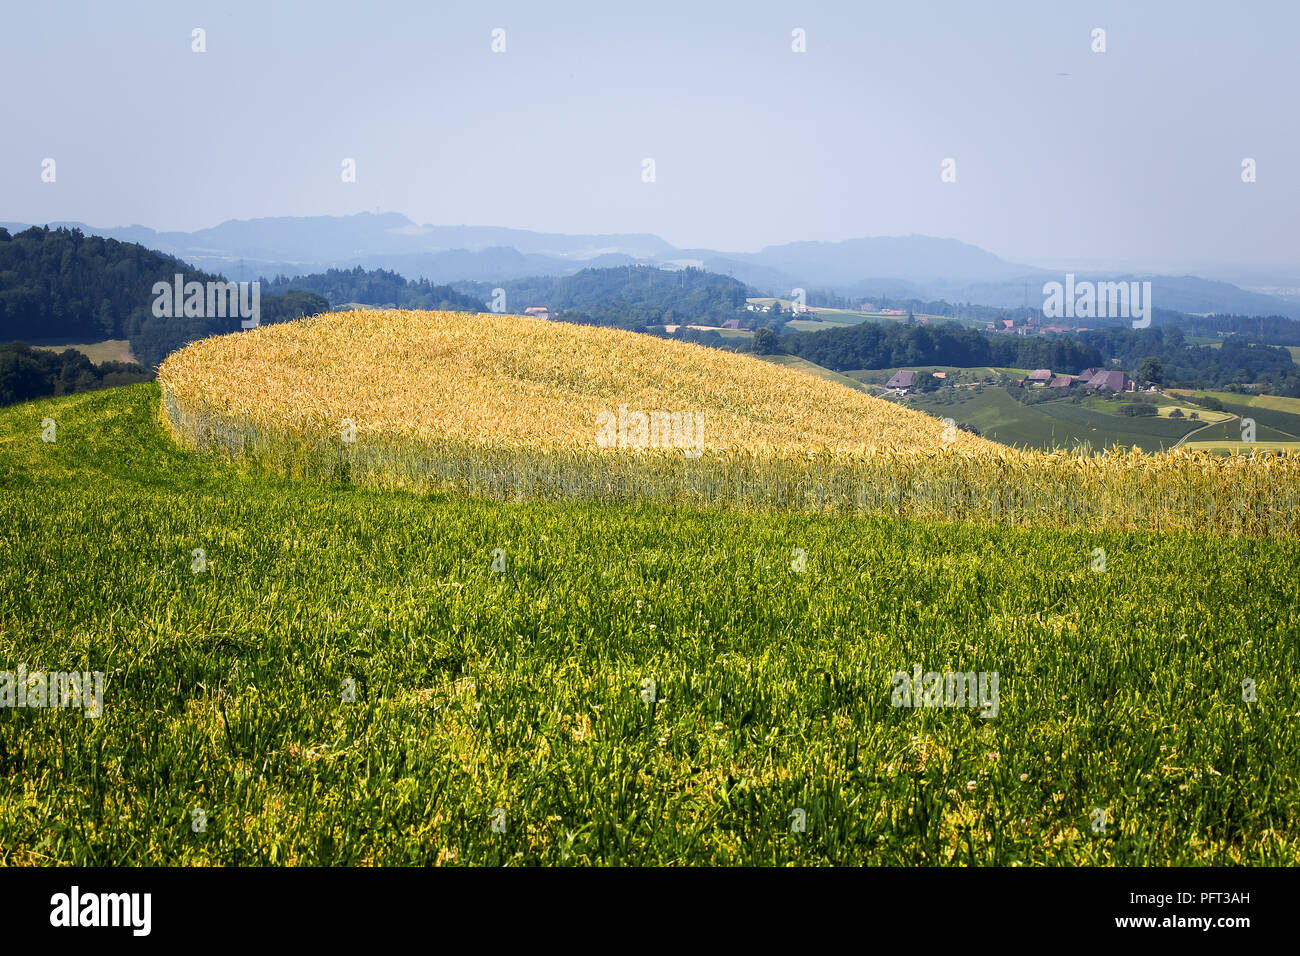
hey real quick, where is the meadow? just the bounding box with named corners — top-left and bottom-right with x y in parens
top-left (754, 354), bottom-right (875, 393)
top-left (744, 298), bottom-right (986, 332)
top-left (907, 386), bottom-right (1220, 452)
top-left (904, 382), bottom-right (1279, 455)
top-left (1, 384), bottom-right (1298, 865)
top-left (27, 339), bottom-right (138, 365)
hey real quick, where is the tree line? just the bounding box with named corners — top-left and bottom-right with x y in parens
top-left (1075, 326), bottom-right (1299, 392)
top-left (0, 342), bottom-right (151, 406)
top-left (457, 265), bottom-right (751, 329)
top-left (0, 227), bottom-right (329, 370)
top-left (260, 267), bottom-right (483, 313)
top-left (777, 319), bottom-right (1300, 393)
top-left (782, 321), bottom-right (1105, 375)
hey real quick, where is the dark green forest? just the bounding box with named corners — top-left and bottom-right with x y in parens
top-left (456, 265), bottom-right (751, 330)
top-left (1074, 326), bottom-right (1300, 392)
top-left (1166, 312), bottom-right (1300, 345)
top-left (0, 226), bottom-right (329, 370)
top-left (0, 342), bottom-right (152, 406)
top-left (260, 267), bottom-right (484, 313)
top-left (0, 225), bottom-right (204, 343)
top-left (783, 321), bottom-right (1105, 375)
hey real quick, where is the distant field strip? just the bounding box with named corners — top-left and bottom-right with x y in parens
top-left (159, 311), bottom-right (1300, 537)
top-left (28, 338), bottom-right (137, 364)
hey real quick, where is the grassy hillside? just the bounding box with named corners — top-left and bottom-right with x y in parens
top-left (1168, 389), bottom-right (1300, 416)
top-left (754, 354), bottom-right (873, 392)
top-left (904, 388), bottom-right (1201, 452)
top-left (1, 384), bottom-right (1298, 865)
top-left (907, 383), bottom-right (1300, 453)
top-left (1253, 394), bottom-right (1300, 415)
top-left (1176, 398), bottom-right (1300, 446)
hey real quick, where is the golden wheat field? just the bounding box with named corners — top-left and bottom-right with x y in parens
top-left (158, 310), bottom-right (1300, 536)
top-left (158, 309), bottom-right (994, 455)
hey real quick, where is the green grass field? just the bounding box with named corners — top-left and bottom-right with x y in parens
top-left (1179, 399), bottom-right (1300, 445)
top-left (755, 354), bottom-right (873, 392)
top-left (1253, 394), bottom-right (1300, 416)
top-left (905, 383), bottom-right (1300, 453)
top-left (904, 388), bottom-right (1201, 452)
top-left (1, 384), bottom-right (1298, 865)
top-left (1167, 389), bottom-right (1282, 410)
top-left (1153, 403), bottom-right (1232, 423)
top-left (785, 318), bottom-right (856, 332)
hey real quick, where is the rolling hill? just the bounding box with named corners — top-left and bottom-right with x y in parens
top-left (158, 310), bottom-right (990, 456)
top-left (156, 311), bottom-right (1299, 537)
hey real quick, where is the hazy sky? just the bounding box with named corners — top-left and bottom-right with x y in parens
top-left (2, 0), bottom-right (1297, 270)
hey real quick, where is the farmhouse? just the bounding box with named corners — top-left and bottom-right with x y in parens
top-left (1049, 374), bottom-right (1073, 388)
top-left (1084, 370), bottom-right (1132, 393)
top-left (885, 370), bottom-right (917, 392)
top-left (524, 306), bottom-right (552, 320)
top-left (1027, 368), bottom-right (1054, 385)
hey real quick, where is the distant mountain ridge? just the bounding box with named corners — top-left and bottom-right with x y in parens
top-left (5, 213), bottom-right (1297, 318)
